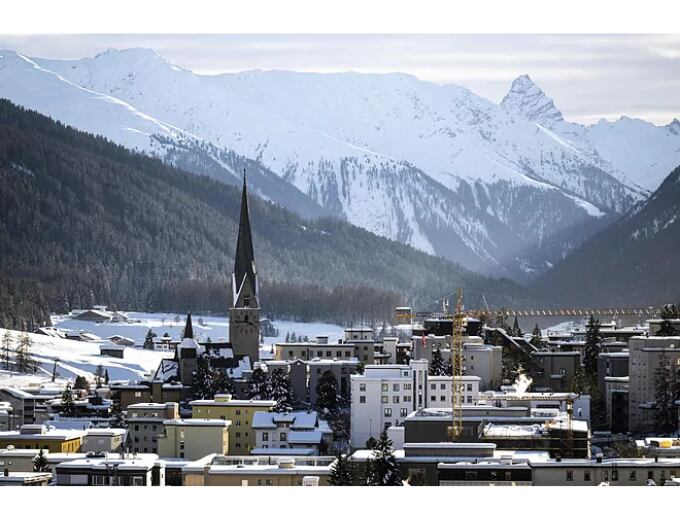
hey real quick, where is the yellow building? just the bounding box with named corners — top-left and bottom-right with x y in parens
top-left (0, 425), bottom-right (84, 453)
top-left (190, 395), bottom-right (275, 455)
top-left (157, 419), bottom-right (230, 460)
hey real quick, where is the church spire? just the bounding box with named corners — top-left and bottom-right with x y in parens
top-left (233, 170), bottom-right (258, 302)
top-left (183, 310), bottom-right (194, 339)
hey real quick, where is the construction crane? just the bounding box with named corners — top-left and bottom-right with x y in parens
top-left (448, 288), bottom-right (464, 441)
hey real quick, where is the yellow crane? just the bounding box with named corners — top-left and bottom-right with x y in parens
top-left (449, 288), bottom-right (464, 440)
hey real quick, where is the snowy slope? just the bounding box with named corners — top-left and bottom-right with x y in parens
top-left (4, 48), bottom-right (667, 277)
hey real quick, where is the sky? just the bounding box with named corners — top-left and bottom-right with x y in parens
top-left (1, 34), bottom-right (679, 125)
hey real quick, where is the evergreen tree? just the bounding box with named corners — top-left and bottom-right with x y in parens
top-left (104, 369), bottom-right (110, 386)
top-left (109, 403), bottom-right (126, 429)
top-left (270, 368), bottom-right (293, 413)
top-left (583, 315), bottom-right (601, 382)
top-left (355, 361), bottom-right (365, 375)
top-left (407, 470), bottom-right (427, 486)
top-left (33, 449), bottom-right (49, 472)
top-left (653, 351), bottom-right (678, 433)
top-left (429, 348), bottom-right (446, 376)
top-left (530, 324), bottom-right (543, 349)
top-left (248, 367), bottom-right (271, 400)
top-left (73, 375), bottom-right (90, 393)
top-left (94, 365), bottom-right (105, 389)
top-left (285, 332), bottom-right (290, 343)
top-left (511, 316), bottom-right (522, 337)
top-left (213, 369), bottom-right (235, 396)
top-left (15, 332), bottom-right (37, 373)
top-left (367, 431), bottom-right (402, 486)
top-left (290, 332), bottom-right (297, 343)
top-left (443, 358), bottom-right (453, 377)
top-left (60, 384), bottom-right (75, 416)
top-left (656, 320), bottom-right (678, 337)
top-left (328, 409), bottom-right (350, 452)
top-left (192, 355), bottom-right (215, 400)
top-left (1, 329), bottom-right (11, 370)
top-left (315, 370), bottom-right (339, 416)
top-left (143, 329), bottom-right (157, 350)
top-left (571, 364), bottom-right (587, 394)
top-left (329, 453), bottom-right (355, 486)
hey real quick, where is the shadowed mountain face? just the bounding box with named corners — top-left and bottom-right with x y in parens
top-left (531, 164), bottom-right (680, 306)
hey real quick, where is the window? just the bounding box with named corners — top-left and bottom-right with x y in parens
top-left (440, 383), bottom-right (446, 390)
top-left (381, 383), bottom-right (388, 392)
top-left (244, 297), bottom-right (250, 306)
top-left (612, 470), bottom-right (618, 482)
top-left (359, 396), bottom-right (366, 403)
top-left (403, 371), bottom-right (409, 377)
top-left (584, 470), bottom-right (591, 481)
top-left (393, 396), bottom-right (400, 403)
top-left (465, 471), bottom-right (477, 481)
top-left (559, 368), bottom-right (567, 375)
top-left (467, 384), bottom-right (473, 392)
top-left (430, 395), bottom-right (436, 402)
top-left (360, 384), bottom-right (366, 392)
top-left (566, 470), bottom-right (573, 482)
top-left (403, 396), bottom-right (411, 403)
top-left (381, 396), bottom-right (388, 404)
top-left (337, 351), bottom-right (342, 357)
top-left (134, 392), bottom-right (142, 398)
top-left (440, 395), bottom-right (446, 401)
top-left (467, 396), bottom-right (472, 403)
top-left (430, 383), bottom-right (436, 390)
top-left (235, 432), bottom-right (241, 438)
top-left (262, 433), bottom-right (269, 441)
top-left (236, 410), bottom-right (241, 415)
top-left (629, 470), bottom-right (636, 481)
top-left (400, 408), bottom-right (408, 417)
top-left (393, 384), bottom-right (399, 391)
top-left (280, 433), bottom-right (287, 441)
top-left (404, 383), bottom-right (411, 390)
top-left (384, 408), bottom-right (392, 417)
top-left (236, 443), bottom-right (241, 448)
top-left (326, 351), bottom-right (332, 357)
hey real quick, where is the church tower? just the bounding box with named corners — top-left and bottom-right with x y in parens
top-left (229, 173), bottom-right (260, 363)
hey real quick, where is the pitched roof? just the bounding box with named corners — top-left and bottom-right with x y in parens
top-left (183, 311), bottom-right (194, 340)
top-left (233, 174), bottom-right (257, 302)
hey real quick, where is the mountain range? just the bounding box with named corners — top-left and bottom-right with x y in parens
top-left (0, 47), bottom-right (679, 292)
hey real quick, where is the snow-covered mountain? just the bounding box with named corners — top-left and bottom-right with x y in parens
top-left (3, 48), bottom-right (674, 279)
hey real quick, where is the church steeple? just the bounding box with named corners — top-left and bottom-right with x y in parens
top-left (232, 171), bottom-right (258, 304)
top-left (183, 311), bottom-right (194, 339)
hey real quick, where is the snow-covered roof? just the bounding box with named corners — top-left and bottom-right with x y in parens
top-left (252, 411), bottom-right (318, 429)
top-left (163, 419), bottom-right (230, 427)
top-left (287, 430), bottom-right (323, 444)
top-left (249, 448), bottom-right (318, 456)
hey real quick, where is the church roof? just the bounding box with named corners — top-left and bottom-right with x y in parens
top-left (233, 173), bottom-right (258, 301)
top-left (183, 311), bottom-right (194, 339)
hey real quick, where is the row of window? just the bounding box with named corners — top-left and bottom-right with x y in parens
top-left (429, 383), bottom-right (475, 392)
top-left (430, 395), bottom-right (473, 403)
top-left (565, 469), bottom-right (677, 482)
top-left (383, 408), bottom-right (409, 418)
top-left (261, 432), bottom-right (287, 441)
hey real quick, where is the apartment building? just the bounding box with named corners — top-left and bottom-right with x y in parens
top-left (157, 419), bottom-right (230, 459)
top-left (190, 394), bottom-right (275, 455)
top-left (0, 424), bottom-right (84, 452)
top-left (126, 402), bottom-right (179, 454)
top-left (251, 411), bottom-right (332, 455)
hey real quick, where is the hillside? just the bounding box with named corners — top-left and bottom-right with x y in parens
top-left (531, 164), bottom-right (680, 306)
top-left (0, 99), bottom-right (530, 326)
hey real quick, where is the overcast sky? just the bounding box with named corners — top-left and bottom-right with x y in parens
top-left (1, 34), bottom-right (679, 125)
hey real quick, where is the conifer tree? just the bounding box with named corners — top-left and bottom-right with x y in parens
top-left (213, 369), bottom-right (235, 396)
top-left (530, 324), bottom-right (543, 349)
top-left (583, 315), bottom-right (601, 382)
top-left (109, 403), bottom-right (126, 429)
top-left (316, 370), bottom-right (339, 416)
top-left (104, 369), bottom-right (110, 386)
top-left (271, 368), bottom-right (293, 413)
top-left (248, 367), bottom-right (271, 400)
top-left (15, 332), bottom-right (37, 373)
top-left (511, 316), bottom-right (522, 337)
top-left (1, 330), bottom-right (11, 370)
top-left (73, 375), bottom-right (90, 392)
top-left (33, 449), bottom-right (49, 472)
top-left (192, 355), bottom-right (215, 399)
top-left (367, 431), bottom-right (402, 486)
top-left (429, 348), bottom-right (446, 376)
top-left (60, 384), bottom-right (75, 416)
top-left (143, 329), bottom-right (157, 350)
top-left (329, 453), bottom-right (355, 486)
top-left (94, 365), bottom-right (105, 389)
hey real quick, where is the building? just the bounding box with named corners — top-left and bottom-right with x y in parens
top-left (182, 455), bottom-right (333, 486)
top-left (99, 343), bottom-right (125, 358)
top-left (0, 387), bottom-right (53, 426)
top-left (107, 335), bottom-right (136, 347)
top-left (157, 419), bottom-right (230, 459)
top-left (0, 470), bottom-right (52, 486)
top-left (0, 447), bottom-right (45, 472)
top-left (307, 359), bottom-right (360, 406)
top-left (55, 453), bottom-right (164, 486)
top-left (0, 402), bottom-right (11, 431)
top-left (0, 424), bottom-right (84, 452)
top-left (251, 411), bottom-right (332, 455)
top-left (628, 336), bottom-right (680, 433)
top-left (110, 382), bottom-right (184, 410)
top-left (275, 332), bottom-right (375, 364)
top-left (190, 394), bottom-right (275, 455)
top-left (635, 437), bottom-right (680, 458)
top-left (126, 402), bottom-right (179, 454)
top-left (530, 351), bottom-right (581, 392)
top-left (229, 175), bottom-right (261, 363)
top-left (427, 376), bottom-right (481, 408)
top-left (350, 361), bottom-right (428, 448)
top-left (81, 428), bottom-right (126, 453)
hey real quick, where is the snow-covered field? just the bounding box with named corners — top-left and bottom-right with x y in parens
top-left (0, 313), bottom-right (345, 387)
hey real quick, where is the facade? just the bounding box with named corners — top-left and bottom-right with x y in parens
top-left (0, 424), bottom-right (84, 452)
top-left (530, 351), bottom-right (580, 392)
top-left (157, 419), bottom-right (230, 459)
top-left (110, 382), bottom-right (184, 410)
top-left (307, 359), bottom-right (360, 406)
top-left (628, 336), bottom-right (680, 433)
top-left (349, 361), bottom-right (428, 448)
top-left (229, 176), bottom-right (261, 363)
top-left (126, 402), bottom-right (179, 454)
top-left (251, 411), bottom-right (332, 455)
top-left (0, 402), bottom-right (11, 431)
top-left (99, 343), bottom-right (125, 358)
top-left (0, 471), bottom-right (52, 486)
top-left (263, 360), bottom-right (307, 405)
top-left (426, 376), bottom-right (481, 408)
top-left (55, 453), bottom-right (164, 486)
top-left (81, 428), bottom-right (126, 453)
top-left (190, 394), bottom-right (275, 455)
top-left (0, 387), bottom-right (52, 427)
top-left (0, 447), bottom-right (44, 472)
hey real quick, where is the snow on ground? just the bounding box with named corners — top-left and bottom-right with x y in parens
top-left (0, 327), bottom-right (173, 383)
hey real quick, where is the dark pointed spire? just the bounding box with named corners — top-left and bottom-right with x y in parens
top-left (233, 170), bottom-right (257, 300)
top-left (183, 310), bottom-right (194, 339)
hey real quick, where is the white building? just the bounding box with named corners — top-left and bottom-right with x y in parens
top-left (427, 376), bottom-right (481, 408)
top-left (251, 411), bottom-right (332, 456)
top-left (350, 360), bottom-right (428, 448)
top-left (0, 402), bottom-right (12, 431)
